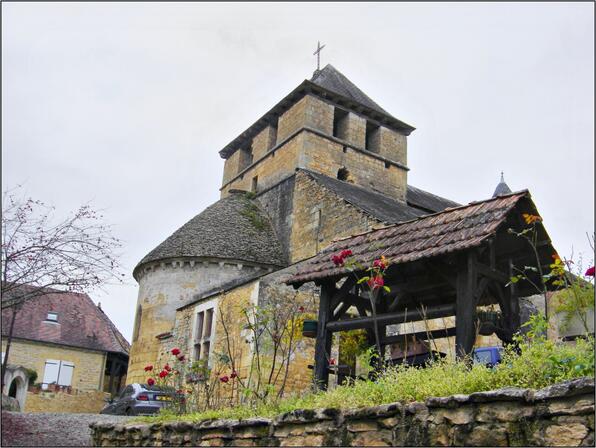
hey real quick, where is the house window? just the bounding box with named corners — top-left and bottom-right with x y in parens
top-left (42, 359), bottom-right (74, 388)
top-left (193, 300), bottom-right (217, 364)
top-left (46, 312), bottom-right (58, 322)
top-left (333, 108), bottom-right (349, 140)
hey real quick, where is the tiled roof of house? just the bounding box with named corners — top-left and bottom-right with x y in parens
top-left (1, 285), bottom-right (130, 356)
top-left (134, 191), bottom-right (285, 278)
top-left (304, 170), bottom-right (459, 223)
top-left (287, 190), bottom-right (540, 285)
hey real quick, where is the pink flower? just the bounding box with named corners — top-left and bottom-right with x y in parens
top-left (373, 259), bottom-right (387, 270)
top-left (164, 364), bottom-right (172, 372)
top-left (340, 249), bottom-right (353, 258)
top-left (177, 354), bottom-right (185, 362)
top-left (158, 370), bottom-right (168, 378)
top-left (230, 371), bottom-right (238, 379)
top-left (329, 358), bottom-right (336, 366)
top-left (585, 266), bottom-right (595, 277)
top-left (220, 375), bottom-right (229, 383)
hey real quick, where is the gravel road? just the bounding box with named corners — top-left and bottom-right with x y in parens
top-left (1, 411), bottom-right (133, 447)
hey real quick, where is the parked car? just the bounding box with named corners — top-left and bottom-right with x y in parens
top-left (100, 383), bottom-right (173, 416)
top-left (473, 346), bottom-right (503, 368)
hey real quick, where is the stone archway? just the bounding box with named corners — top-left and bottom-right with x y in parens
top-left (2, 366), bottom-right (29, 411)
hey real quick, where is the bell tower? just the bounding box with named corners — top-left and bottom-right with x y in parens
top-left (219, 64), bottom-right (414, 203)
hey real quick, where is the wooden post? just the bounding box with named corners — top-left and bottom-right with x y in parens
top-left (314, 281), bottom-right (334, 391)
top-left (456, 251), bottom-right (477, 359)
top-left (508, 258), bottom-right (521, 333)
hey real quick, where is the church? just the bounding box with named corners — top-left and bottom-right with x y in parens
top-left (126, 64), bottom-right (517, 389)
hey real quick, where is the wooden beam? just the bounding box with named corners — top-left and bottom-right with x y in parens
top-left (456, 251), bottom-right (477, 359)
top-left (330, 277), bottom-right (356, 310)
top-left (326, 303), bottom-right (456, 332)
top-left (314, 281), bottom-right (334, 391)
top-left (381, 327), bottom-right (457, 345)
top-left (475, 261), bottom-right (509, 284)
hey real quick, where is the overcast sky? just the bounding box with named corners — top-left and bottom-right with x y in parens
top-left (3, 3), bottom-right (594, 342)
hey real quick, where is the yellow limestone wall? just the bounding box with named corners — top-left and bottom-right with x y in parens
top-left (1, 338), bottom-right (109, 413)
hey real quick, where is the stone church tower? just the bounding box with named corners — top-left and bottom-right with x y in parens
top-left (127, 65), bottom-right (459, 384)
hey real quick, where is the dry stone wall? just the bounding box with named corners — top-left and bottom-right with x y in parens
top-left (91, 377), bottom-right (594, 447)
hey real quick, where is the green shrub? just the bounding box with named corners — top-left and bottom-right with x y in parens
top-left (135, 331), bottom-right (594, 424)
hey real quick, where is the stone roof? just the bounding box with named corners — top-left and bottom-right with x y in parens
top-left (493, 172), bottom-right (513, 197)
top-left (287, 190), bottom-right (555, 286)
top-left (310, 64), bottom-right (390, 117)
top-left (303, 170), bottom-right (459, 223)
top-left (1, 285), bottom-right (130, 356)
top-left (134, 191), bottom-right (285, 277)
top-left (406, 185), bottom-right (461, 213)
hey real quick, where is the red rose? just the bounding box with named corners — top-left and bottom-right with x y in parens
top-left (367, 275), bottom-right (384, 290)
top-left (340, 249), bottom-right (353, 258)
top-left (373, 259), bottom-right (387, 270)
top-left (159, 370), bottom-right (168, 378)
top-left (220, 375), bottom-right (229, 383)
top-left (585, 266), bottom-right (595, 277)
top-left (164, 364), bottom-right (172, 372)
top-left (329, 358), bottom-right (336, 366)
top-left (144, 365), bottom-right (153, 372)
top-left (331, 254), bottom-right (343, 266)
top-left (171, 348), bottom-right (181, 356)
top-left (298, 306), bottom-right (305, 313)
top-left (177, 355), bottom-right (185, 361)
top-left (147, 378), bottom-right (155, 386)
top-left (230, 371), bottom-right (238, 379)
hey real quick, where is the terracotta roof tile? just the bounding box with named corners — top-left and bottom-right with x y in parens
top-left (287, 191), bottom-right (531, 285)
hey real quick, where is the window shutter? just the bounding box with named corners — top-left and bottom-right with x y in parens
top-left (58, 361), bottom-right (74, 386)
top-left (42, 360), bottom-right (60, 387)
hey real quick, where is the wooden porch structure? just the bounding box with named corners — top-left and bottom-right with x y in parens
top-left (287, 191), bottom-right (557, 390)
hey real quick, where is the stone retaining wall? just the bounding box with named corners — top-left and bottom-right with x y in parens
top-left (91, 377), bottom-right (594, 446)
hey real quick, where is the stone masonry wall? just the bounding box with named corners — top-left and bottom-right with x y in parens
top-left (128, 260), bottom-right (263, 385)
top-left (91, 377), bottom-right (594, 447)
top-left (301, 131), bottom-right (407, 201)
top-left (25, 388), bottom-right (110, 414)
top-left (289, 170), bottom-right (383, 263)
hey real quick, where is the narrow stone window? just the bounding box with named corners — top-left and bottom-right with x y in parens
top-left (238, 144), bottom-right (253, 173)
top-left (333, 108), bottom-right (349, 140)
top-left (251, 175), bottom-right (258, 193)
top-left (365, 121), bottom-right (380, 153)
top-left (193, 302), bottom-right (217, 364)
top-left (269, 120), bottom-right (278, 150)
top-left (132, 305), bottom-right (142, 342)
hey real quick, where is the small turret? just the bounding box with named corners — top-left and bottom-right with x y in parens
top-left (492, 172), bottom-right (512, 197)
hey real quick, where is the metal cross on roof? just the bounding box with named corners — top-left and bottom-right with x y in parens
top-left (313, 41), bottom-right (326, 71)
